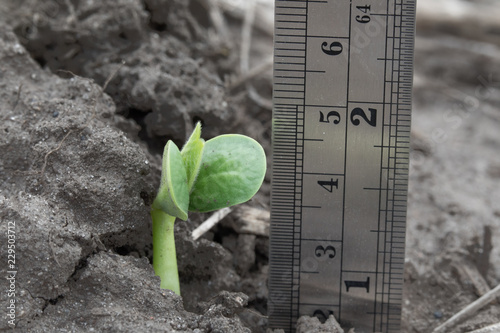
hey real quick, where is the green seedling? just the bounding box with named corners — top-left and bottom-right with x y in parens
top-left (151, 122), bottom-right (266, 295)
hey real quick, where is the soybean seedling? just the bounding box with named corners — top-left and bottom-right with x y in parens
top-left (151, 122), bottom-right (266, 295)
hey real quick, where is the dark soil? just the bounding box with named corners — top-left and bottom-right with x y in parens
top-left (0, 0), bottom-right (499, 332)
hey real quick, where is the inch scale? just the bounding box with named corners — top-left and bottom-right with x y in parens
top-left (269, 0), bottom-right (415, 332)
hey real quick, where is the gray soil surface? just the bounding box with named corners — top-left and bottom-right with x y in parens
top-left (0, 0), bottom-right (499, 332)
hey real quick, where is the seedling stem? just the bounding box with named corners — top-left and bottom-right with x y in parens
top-left (152, 208), bottom-right (180, 294)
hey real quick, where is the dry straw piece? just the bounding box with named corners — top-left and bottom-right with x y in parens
top-left (432, 284), bottom-right (500, 333)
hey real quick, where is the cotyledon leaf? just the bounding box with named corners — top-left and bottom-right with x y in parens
top-left (189, 134), bottom-right (266, 213)
top-left (153, 140), bottom-right (189, 220)
top-left (181, 122), bottom-right (205, 192)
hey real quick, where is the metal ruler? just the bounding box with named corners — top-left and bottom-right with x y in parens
top-left (269, 0), bottom-right (415, 332)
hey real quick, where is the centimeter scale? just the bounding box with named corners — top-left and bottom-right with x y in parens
top-left (269, 0), bottom-right (416, 332)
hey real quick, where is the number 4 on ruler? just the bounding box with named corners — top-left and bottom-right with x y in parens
top-left (318, 179), bottom-right (339, 192)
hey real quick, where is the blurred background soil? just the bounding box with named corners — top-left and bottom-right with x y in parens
top-left (0, 0), bottom-right (499, 332)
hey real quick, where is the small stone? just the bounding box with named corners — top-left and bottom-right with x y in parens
top-left (433, 310), bottom-right (443, 319)
top-left (52, 111), bottom-right (59, 118)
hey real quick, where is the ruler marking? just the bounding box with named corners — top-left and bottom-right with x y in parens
top-left (273, 191), bottom-right (302, 195)
top-left (349, 100), bottom-right (385, 104)
top-left (277, 33), bottom-right (307, 37)
top-left (275, 89), bottom-right (307, 93)
top-left (301, 238), bottom-right (342, 242)
top-left (274, 158), bottom-right (299, 162)
top-left (303, 172), bottom-right (344, 176)
top-left (291, 2), bottom-right (309, 330)
top-left (275, 94), bottom-right (305, 99)
top-left (305, 104), bottom-right (347, 108)
top-left (275, 43), bottom-right (307, 47)
top-left (275, 107), bottom-right (300, 111)
top-left (276, 20), bottom-right (307, 24)
top-left (274, 144), bottom-right (301, 148)
top-left (270, 230), bottom-right (295, 236)
top-left (388, 3), bottom-right (407, 327)
top-left (299, 302), bottom-right (339, 307)
top-left (276, 6), bottom-right (307, 11)
top-left (275, 128), bottom-right (301, 133)
top-left (274, 176), bottom-right (299, 181)
top-left (276, 47), bottom-right (306, 51)
top-left (382, 0), bottom-right (399, 327)
top-left (275, 68), bottom-right (307, 72)
top-left (274, 120), bottom-right (300, 125)
top-left (275, 62), bottom-right (306, 66)
top-left (276, 82), bottom-right (308, 86)
top-left (338, 0), bottom-right (353, 323)
top-left (273, 113), bottom-right (300, 117)
top-left (382, 0), bottom-right (399, 331)
top-left (275, 76), bottom-right (305, 80)
top-left (306, 35), bottom-right (350, 39)
top-left (277, 23), bottom-right (306, 27)
top-left (273, 204), bottom-right (298, 209)
top-left (273, 215), bottom-right (295, 220)
top-left (300, 270), bottom-right (319, 274)
top-left (375, 1), bottom-right (390, 329)
top-left (274, 102), bottom-right (307, 106)
top-left (276, 13), bottom-right (307, 17)
top-left (371, 12), bottom-right (402, 16)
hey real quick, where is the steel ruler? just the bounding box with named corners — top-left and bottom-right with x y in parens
top-left (269, 0), bottom-right (415, 332)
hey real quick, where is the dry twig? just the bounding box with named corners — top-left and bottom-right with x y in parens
top-left (40, 130), bottom-right (73, 180)
top-left (452, 260), bottom-right (492, 297)
top-left (102, 60), bottom-right (125, 92)
top-left (240, 0), bottom-right (255, 74)
top-left (247, 85), bottom-right (272, 110)
top-left (229, 57), bottom-right (272, 91)
top-left (232, 206), bottom-right (269, 236)
top-left (12, 83), bottom-right (23, 112)
top-left (215, 0), bottom-right (274, 36)
top-left (238, 0), bottom-right (272, 110)
top-left (192, 207), bottom-right (233, 241)
top-left (466, 322), bottom-right (500, 333)
top-left (200, 0), bottom-right (230, 44)
top-left (432, 284), bottom-right (500, 333)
